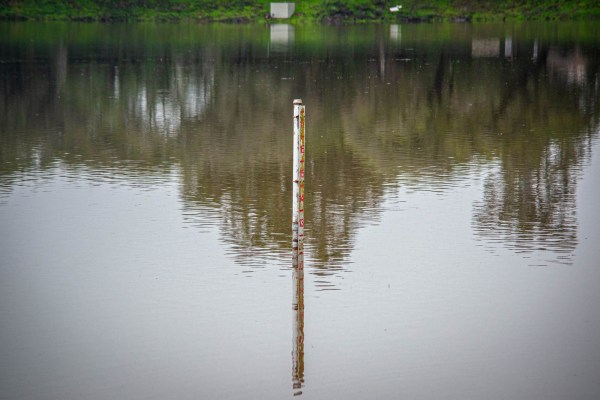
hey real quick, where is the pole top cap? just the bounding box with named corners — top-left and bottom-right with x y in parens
top-left (293, 99), bottom-right (303, 105)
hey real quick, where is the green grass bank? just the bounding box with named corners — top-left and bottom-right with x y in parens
top-left (1, 0), bottom-right (600, 22)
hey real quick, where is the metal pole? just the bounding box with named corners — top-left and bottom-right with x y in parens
top-left (292, 99), bottom-right (305, 253)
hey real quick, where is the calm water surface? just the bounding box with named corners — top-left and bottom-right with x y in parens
top-left (1, 21), bottom-right (600, 399)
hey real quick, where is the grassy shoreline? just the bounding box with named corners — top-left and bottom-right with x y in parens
top-left (1, 1), bottom-right (600, 23)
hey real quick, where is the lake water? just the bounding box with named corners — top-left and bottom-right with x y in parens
top-left (1, 21), bottom-right (600, 399)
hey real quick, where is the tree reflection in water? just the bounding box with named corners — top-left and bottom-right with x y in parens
top-left (1, 22), bottom-right (599, 274)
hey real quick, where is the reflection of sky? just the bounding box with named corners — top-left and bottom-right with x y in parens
top-left (2, 139), bottom-right (600, 398)
top-left (304, 140), bottom-right (600, 398)
top-left (576, 135), bottom-right (600, 267)
top-left (0, 167), bottom-right (291, 400)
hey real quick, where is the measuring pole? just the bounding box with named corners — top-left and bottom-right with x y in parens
top-left (292, 99), bottom-right (306, 394)
top-left (292, 99), bottom-right (305, 254)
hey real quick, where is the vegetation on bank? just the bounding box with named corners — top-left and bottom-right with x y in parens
top-left (1, 0), bottom-right (600, 22)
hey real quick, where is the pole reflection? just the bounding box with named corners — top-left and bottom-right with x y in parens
top-left (292, 246), bottom-right (305, 394)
